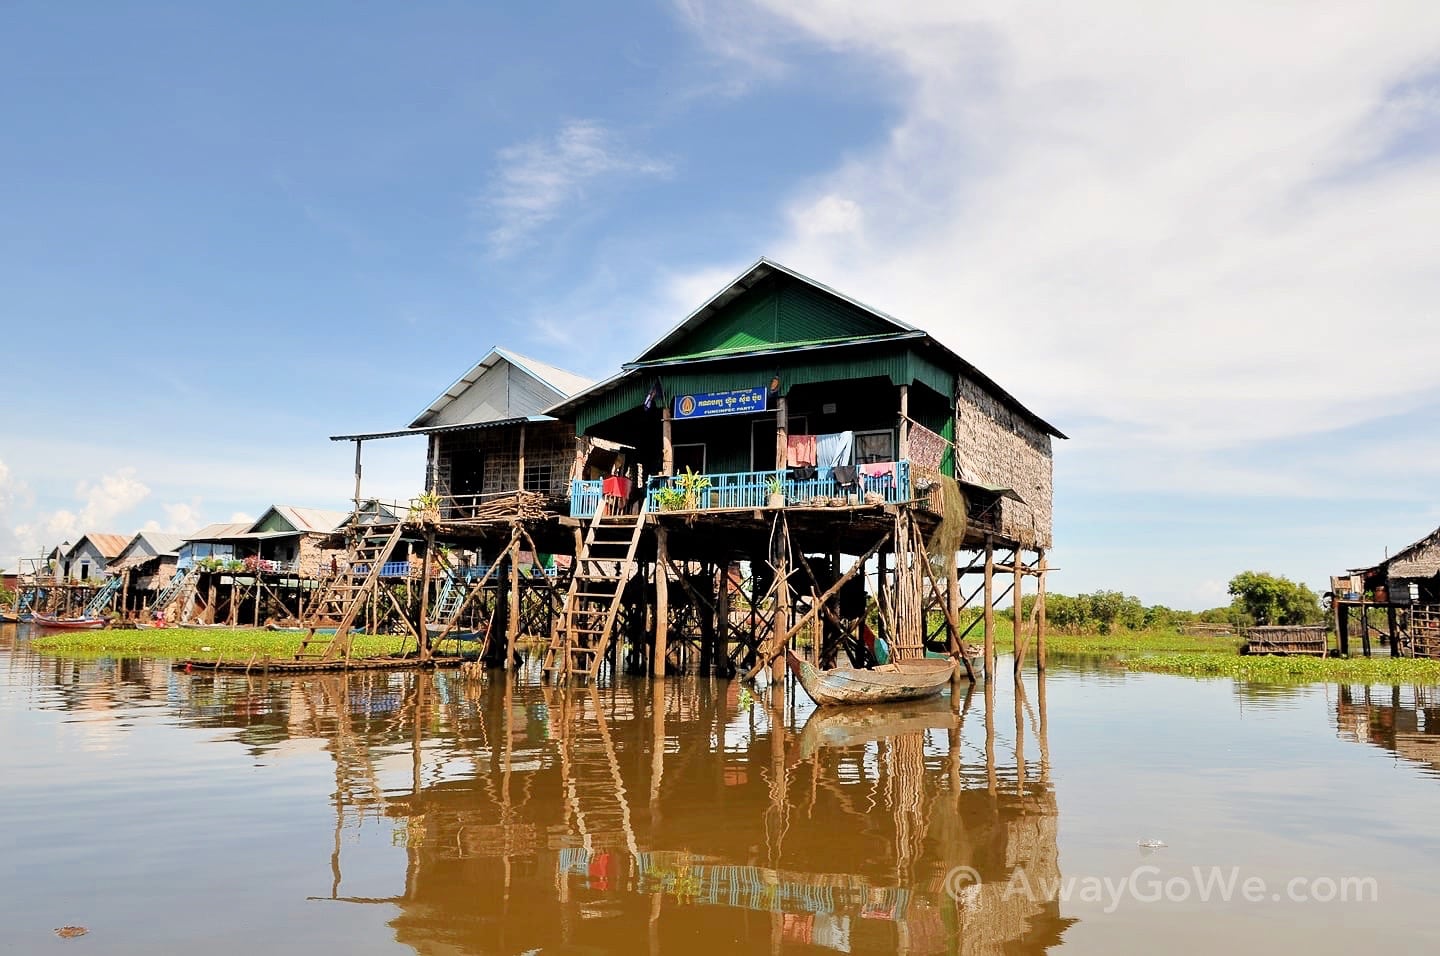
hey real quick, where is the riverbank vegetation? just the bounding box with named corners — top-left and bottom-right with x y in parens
top-left (29, 627), bottom-right (400, 661)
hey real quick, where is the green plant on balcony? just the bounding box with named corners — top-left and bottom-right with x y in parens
top-left (410, 490), bottom-right (442, 525)
top-left (765, 473), bottom-right (786, 508)
top-left (653, 484), bottom-right (687, 511)
top-left (677, 467), bottom-right (711, 510)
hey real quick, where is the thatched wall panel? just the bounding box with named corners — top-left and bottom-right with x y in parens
top-left (954, 376), bottom-right (1053, 549)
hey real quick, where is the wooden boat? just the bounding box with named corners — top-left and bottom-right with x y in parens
top-left (31, 613), bottom-right (108, 630)
top-left (786, 650), bottom-right (955, 706)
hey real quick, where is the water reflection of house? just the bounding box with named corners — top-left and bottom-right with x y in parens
top-left (1336, 684), bottom-right (1440, 777)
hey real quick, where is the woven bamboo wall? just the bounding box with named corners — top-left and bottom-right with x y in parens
top-left (953, 376), bottom-right (1054, 549)
top-left (430, 421), bottom-right (576, 498)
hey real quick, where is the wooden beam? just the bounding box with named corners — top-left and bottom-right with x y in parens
top-left (661, 405), bottom-right (674, 475)
top-left (517, 423), bottom-right (527, 491)
top-left (775, 393), bottom-right (788, 471)
top-left (898, 384), bottom-right (910, 462)
top-left (352, 439), bottom-right (363, 509)
top-left (506, 526), bottom-right (520, 670)
top-left (418, 530), bottom-right (435, 661)
top-left (743, 530), bottom-right (893, 680)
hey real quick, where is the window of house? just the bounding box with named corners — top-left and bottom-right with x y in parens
top-left (673, 443), bottom-right (706, 473)
top-left (524, 461), bottom-right (555, 494)
top-left (855, 429), bottom-right (896, 463)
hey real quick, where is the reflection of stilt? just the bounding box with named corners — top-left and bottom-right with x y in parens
top-left (1014, 676), bottom-right (1028, 793)
top-left (984, 677), bottom-right (998, 796)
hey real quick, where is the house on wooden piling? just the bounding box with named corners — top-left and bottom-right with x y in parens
top-left (285, 348), bottom-right (597, 667)
top-left (57, 533), bottom-right (129, 583)
top-left (543, 258), bottom-right (1064, 680)
top-left (108, 532), bottom-right (184, 616)
top-left (166, 508), bottom-right (347, 625)
top-left (1339, 525), bottom-right (1440, 659)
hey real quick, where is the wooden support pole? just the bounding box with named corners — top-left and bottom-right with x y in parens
top-left (1360, 597), bottom-right (1372, 658)
top-left (898, 383), bottom-right (910, 462)
top-left (774, 393), bottom-right (789, 471)
top-left (1012, 550), bottom-right (1025, 675)
top-left (661, 405), bottom-right (674, 475)
top-left (1387, 603), bottom-right (1400, 658)
top-left (1036, 549), bottom-right (1047, 673)
top-left (983, 537), bottom-right (995, 680)
top-left (716, 563), bottom-right (731, 675)
top-left (654, 525), bottom-right (669, 677)
top-left (506, 526), bottom-right (520, 670)
top-left (517, 423), bottom-right (527, 491)
top-left (418, 530), bottom-right (435, 661)
top-left (771, 543), bottom-right (789, 686)
top-left (352, 439), bottom-right (363, 508)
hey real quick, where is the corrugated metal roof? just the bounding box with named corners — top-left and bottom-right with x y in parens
top-left (406, 347), bottom-right (593, 429)
top-left (269, 506), bottom-right (351, 534)
top-left (185, 522), bottom-right (255, 543)
top-left (546, 258), bottom-right (1065, 439)
top-left (112, 532), bottom-right (186, 565)
top-left (329, 415), bottom-right (553, 443)
top-left (68, 533), bottom-right (130, 560)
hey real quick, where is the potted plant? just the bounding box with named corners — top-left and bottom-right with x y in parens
top-left (654, 485), bottom-right (687, 511)
top-left (677, 467), bottom-right (711, 510)
top-left (765, 474), bottom-right (786, 509)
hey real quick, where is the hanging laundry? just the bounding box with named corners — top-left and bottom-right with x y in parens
top-left (786, 433), bottom-right (817, 467)
top-left (860, 461), bottom-right (895, 481)
top-left (907, 422), bottom-right (946, 471)
top-left (815, 430), bottom-right (855, 469)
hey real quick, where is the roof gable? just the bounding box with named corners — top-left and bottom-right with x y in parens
top-left (409, 347), bottom-right (592, 429)
top-left (634, 262), bottom-right (912, 365)
top-left (113, 532), bottom-right (185, 564)
top-left (67, 533), bottom-right (130, 561)
top-left (249, 506), bottom-right (349, 535)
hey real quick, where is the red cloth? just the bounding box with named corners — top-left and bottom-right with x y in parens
top-left (601, 475), bottom-right (632, 498)
top-left (786, 434), bottom-right (817, 466)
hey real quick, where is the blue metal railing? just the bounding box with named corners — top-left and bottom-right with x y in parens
top-left (569, 461), bottom-right (912, 519)
top-left (353, 560), bottom-right (412, 577)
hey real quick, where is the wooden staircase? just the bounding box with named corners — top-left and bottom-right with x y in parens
top-left (296, 521), bottom-right (406, 662)
top-left (544, 506), bottom-right (647, 679)
top-left (149, 567), bottom-right (198, 621)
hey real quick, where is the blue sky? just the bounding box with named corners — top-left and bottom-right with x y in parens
top-left (3, 1), bottom-right (1440, 608)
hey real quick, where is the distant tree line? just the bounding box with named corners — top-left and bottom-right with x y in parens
top-left (998, 571), bottom-right (1324, 634)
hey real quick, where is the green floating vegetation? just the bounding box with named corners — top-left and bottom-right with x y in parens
top-left (1124, 653), bottom-right (1440, 684)
top-left (28, 627), bottom-right (402, 661)
top-left (982, 626), bottom-right (1244, 656)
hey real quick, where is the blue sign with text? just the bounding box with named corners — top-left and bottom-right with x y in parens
top-left (673, 386), bottom-right (768, 419)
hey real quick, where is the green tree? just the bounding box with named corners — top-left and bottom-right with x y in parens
top-left (1226, 571), bottom-right (1322, 626)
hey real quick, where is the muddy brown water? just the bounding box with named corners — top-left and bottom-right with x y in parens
top-left (3, 625), bottom-right (1439, 954)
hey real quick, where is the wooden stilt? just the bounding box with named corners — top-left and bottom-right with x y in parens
top-left (775, 394), bottom-right (788, 470)
top-left (654, 525), bottom-right (669, 677)
top-left (983, 537), bottom-right (995, 680)
top-left (1012, 550), bottom-right (1025, 675)
top-left (418, 530), bottom-right (435, 661)
top-left (506, 526), bottom-right (520, 670)
top-left (1036, 549), bottom-right (1047, 673)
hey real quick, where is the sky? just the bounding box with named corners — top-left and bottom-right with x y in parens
top-left (3, 1), bottom-right (1440, 608)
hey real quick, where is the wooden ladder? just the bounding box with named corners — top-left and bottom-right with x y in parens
top-left (296, 521), bottom-right (407, 662)
top-left (544, 504), bottom-right (647, 679)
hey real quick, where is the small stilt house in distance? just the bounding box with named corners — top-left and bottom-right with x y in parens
top-left (108, 532), bottom-right (184, 615)
top-left (332, 347), bottom-right (593, 517)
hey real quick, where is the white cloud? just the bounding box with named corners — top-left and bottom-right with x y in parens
top-left (481, 120), bottom-right (672, 255)
top-left (228, 511), bottom-right (254, 525)
top-left (140, 502), bottom-right (204, 535)
top-left (678, 1), bottom-right (1440, 461)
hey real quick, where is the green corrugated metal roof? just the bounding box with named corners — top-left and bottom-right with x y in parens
top-left (654, 274), bottom-right (900, 361)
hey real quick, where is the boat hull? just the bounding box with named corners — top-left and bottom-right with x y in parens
top-left (787, 651), bottom-right (955, 706)
top-left (31, 614), bottom-right (107, 630)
